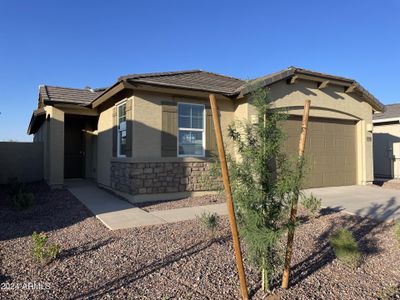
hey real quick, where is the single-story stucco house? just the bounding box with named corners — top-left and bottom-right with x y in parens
top-left (373, 104), bottom-right (400, 178)
top-left (27, 67), bottom-right (384, 202)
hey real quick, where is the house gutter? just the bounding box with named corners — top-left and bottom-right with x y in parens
top-left (372, 117), bottom-right (400, 124)
top-left (90, 79), bottom-right (235, 109)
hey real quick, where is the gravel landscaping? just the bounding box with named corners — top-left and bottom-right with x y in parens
top-left (137, 194), bottom-right (225, 212)
top-left (1, 183), bottom-right (400, 299)
top-left (375, 179), bottom-right (400, 191)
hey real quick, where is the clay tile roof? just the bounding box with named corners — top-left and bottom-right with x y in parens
top-left (238, 66), bottom-right (384, 112)
top-left (119, 70), bottom-right (245, 95)
top-left (39, 85), bottom-right (106, 106)
top-left (373, 103), bottom-right (400, 120)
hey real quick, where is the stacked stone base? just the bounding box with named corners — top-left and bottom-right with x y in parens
top-left (111, 161), bottom-right (215, 195)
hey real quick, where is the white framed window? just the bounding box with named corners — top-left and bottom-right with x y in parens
top-left (178, 103), bottom-right (205, 157)
top-left (117, 101), bottom-right (127, 157)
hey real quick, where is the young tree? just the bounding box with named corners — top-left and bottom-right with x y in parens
top-left (213, 87), bottom-right (304, 292)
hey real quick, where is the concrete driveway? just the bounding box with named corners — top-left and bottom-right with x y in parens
top-left (304, 185), bottom-right (400, 222)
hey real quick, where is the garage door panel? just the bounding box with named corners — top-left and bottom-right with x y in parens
top-left (324, 139), bottom-right (335, 152)
top-left (324, 124), bottom-right (337, 136)
top-left (345, 156), bottom-right (357, 168)
top-left (343, 142), bottom-right (353, 153)
top-left (282, 116), bottom-right (357, 188)
top-left (334, 139), bottom-right (346, 153)
top-left (309, 124), bottom-right (324, 135)
top-left (334, 156), bottom-right (347, 168)
top-left (304, 170), bottom-right (324, 187)
top-left (310, 138), bottom-right (325, 152)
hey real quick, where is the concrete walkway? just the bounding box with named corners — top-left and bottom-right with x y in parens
top-left (67, 180), bottom-right (399, 229)
top-left (66, 180), bottom-right (227, 230)
top-left (304, 185), bottom-right (400, 222)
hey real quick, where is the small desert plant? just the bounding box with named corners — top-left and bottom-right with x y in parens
top-left (394, 220), bottom-right (400, 244)
top-left (7, 178), bottom-right (34, 210)
top-left (32, 232), bottom-right (61, 265)
top-left (376, 284), bottom-right (400, 300)
top-left (7, 177), bottom-right (24, 196)
top-left (197, 212), bottom-right (219, 238)
top-left (330, 228), bottom-right (360, 268)
top-left (300, 193), bottom-right (321, 218)
top-left (12, 190), bottom-right (35, 210)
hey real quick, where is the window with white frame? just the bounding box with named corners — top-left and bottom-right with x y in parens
top-left (178, 103), bottom-right (205, 156)
top-left (117, 102), bottom-right (127, 157)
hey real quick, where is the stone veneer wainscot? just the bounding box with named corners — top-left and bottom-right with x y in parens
top-left (110, 159), bottom-right (215, 195)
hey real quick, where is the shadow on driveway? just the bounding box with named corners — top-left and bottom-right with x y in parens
top-left (304, 185), bottom-right (400, 221)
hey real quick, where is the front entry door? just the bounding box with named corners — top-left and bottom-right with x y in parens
top-left (64, 116), bottom-right (85, 178)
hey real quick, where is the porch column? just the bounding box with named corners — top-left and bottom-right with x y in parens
top-left (356, 119), bottom-right (374, 185)
top-left (45, 106), bottom-right (64, 186)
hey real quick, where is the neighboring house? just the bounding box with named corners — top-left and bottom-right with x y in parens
top-left (28, 67), bottom-right (383, 201)
top-left (373, 104), bottom-right (400, 178)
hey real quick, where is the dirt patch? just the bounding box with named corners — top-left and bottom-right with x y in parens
top-left (1, 184), bottom-right (399, 299)
top-left (137, 194), bottom-right (225, 212)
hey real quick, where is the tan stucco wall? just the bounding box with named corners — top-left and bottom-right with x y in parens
top-left (241, 79), bottom-right (374, 185)
top-left (34, 119), bottom-right (49, 181)
top-left (36, 105), bottom-right (101, 186)
top-left (132, 91), bottom-right (235, 160)
top-left (373, 123), bottom-right (400, 178)
top-left (82, 79), bottom-right (375, 188)
top-left (44, 106), bottom-right (64, 186)
top-left (96, 96), bottom-right (134, 187)
top-left (0, 142), bottom-right (44, 184)
top-left (97, 104), bottom-right (114, 187)
top-left (234, 98), bottom-right (249, 121)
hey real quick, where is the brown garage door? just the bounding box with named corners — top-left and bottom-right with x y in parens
top-left (282, 116), bottom-right (357, 188)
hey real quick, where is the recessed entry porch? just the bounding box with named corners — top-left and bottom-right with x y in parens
top-left (64, 114), bottom-right (98, 180)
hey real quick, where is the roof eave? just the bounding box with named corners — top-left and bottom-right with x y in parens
top-left (234, 68), bottom-right (296, 98)
top-left (91, 81), bottom-right (128, 108)
top-left (27, 108), bottom-right (46, 135)
top-left (91, 79), bottom-right (237, 108)
top-left (372, 117), bottom-right (400, 124)
top-left (235, 68), bottom-right (384, 112)
top-left (127, 79), bottom-right (235, 96)
top-left (43, 99), bottom-right (91, 107)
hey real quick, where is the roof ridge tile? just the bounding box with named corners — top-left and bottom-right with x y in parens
top-left (118, 70), bottom-right (202, 81)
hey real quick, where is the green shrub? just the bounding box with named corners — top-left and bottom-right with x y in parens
top-left (197, 212), bottom-right (219, 238)
top-left (330, 228), bottom-right (360, 268)
top-left (300, 193), bottom-right (322, 218)
top-left (206, 87), bottom-right (307, 292)
top-left (12, 190), bottom-right (35, 210)
top-left (394, 220), bottom-right (400, 244)
top-left (32, 232), bottom-right (61, 265)
top-left (7, 177), bottom-right (24, 196)
top-left (376, 285), bottom-right (400, 300)
top-left (7, 178), bottom-right (34, 210)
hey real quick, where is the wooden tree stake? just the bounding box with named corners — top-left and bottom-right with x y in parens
top-left (209, 94), bottom-right (249, 300)
top-left (282, 99), bottom-right (311, 289)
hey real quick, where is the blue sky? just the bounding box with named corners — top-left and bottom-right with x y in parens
top-left (0, 0), bottom-right (399, 141)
